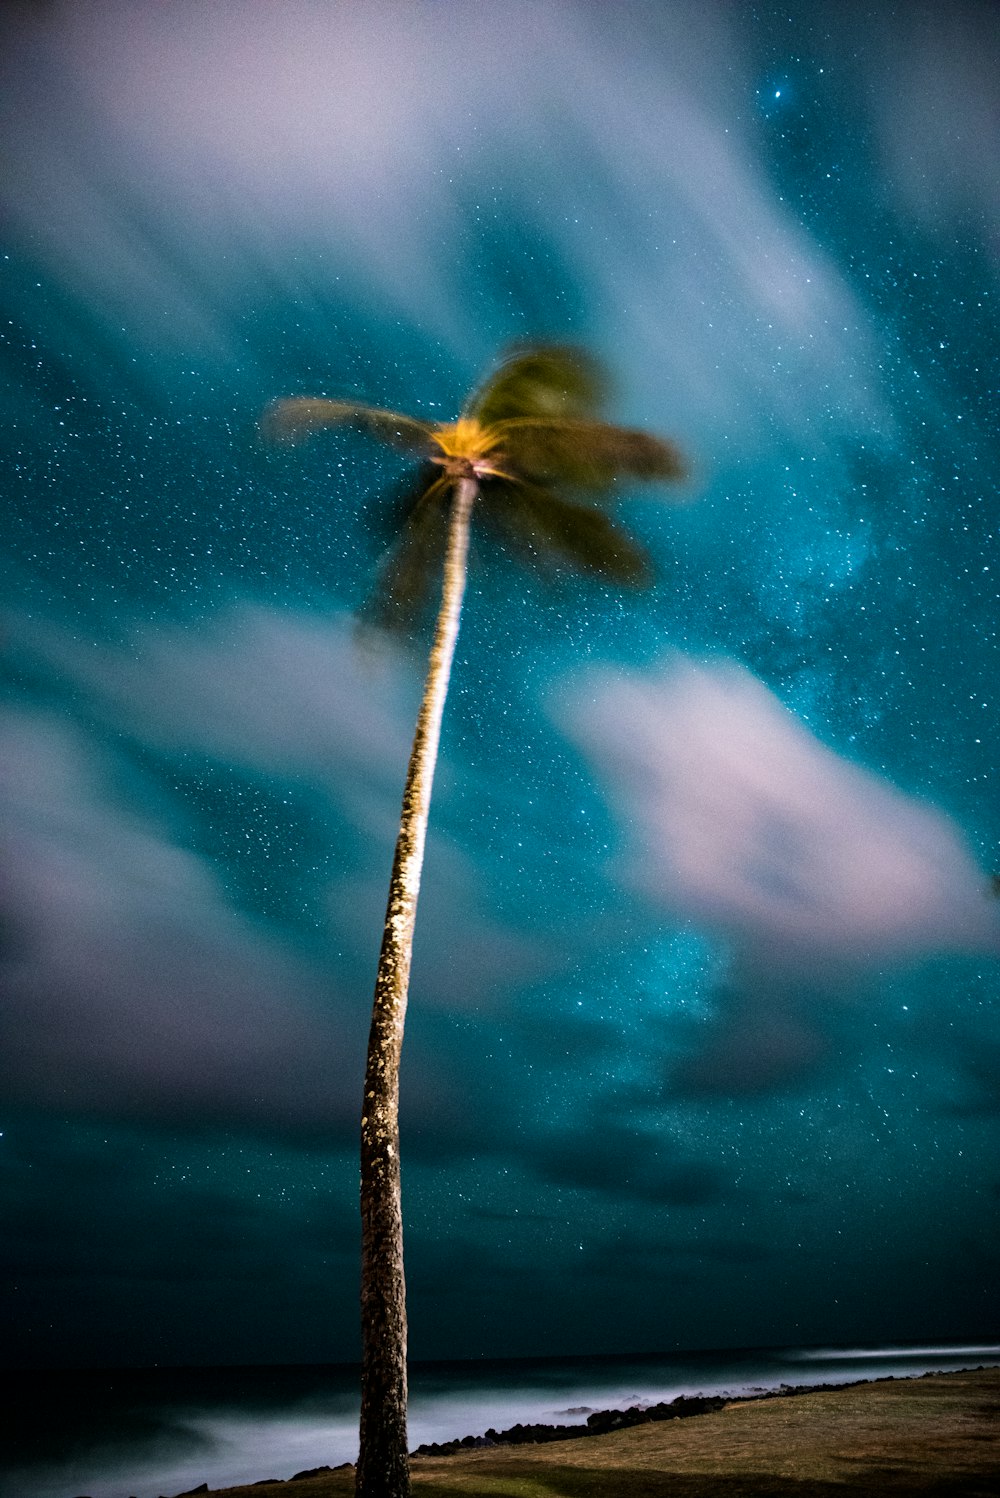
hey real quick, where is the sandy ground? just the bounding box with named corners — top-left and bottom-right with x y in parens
top-left (203, 1367), bottom-right (1000, 1497)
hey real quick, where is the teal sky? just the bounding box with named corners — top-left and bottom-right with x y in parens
top-left (1, 0), bottom-right (999, 1369)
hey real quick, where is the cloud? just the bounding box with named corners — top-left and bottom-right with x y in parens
top-left (0, 0), bottom-right (890, 452)
top-left (850, 1), bottom-right (1000, 261)
top-left (1, 605), bottom-right (557, 1142)
top-left (0, 707), bottom-right (364, 1137)
top-left (8, 601), bottom-right (555, 1002)
top-left (10, 604), bottom-right (413, 819)
top-left (560, 656), bottom-right (999, 972)
top-left (667, 971), bottom-right (837, 1097)
top-left (327, 847), bottom-right (556, 1015)
top-left (536, 1119), bottom-right (723, 1206)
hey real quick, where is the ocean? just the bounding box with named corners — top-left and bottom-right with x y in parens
top-left (4, 1342), bottom-right (1000, 1498)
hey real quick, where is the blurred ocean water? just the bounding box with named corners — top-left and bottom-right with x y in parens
top-left (4, 1342), bottom-right (1000, 1498)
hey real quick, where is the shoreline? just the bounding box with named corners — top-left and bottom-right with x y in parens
top-left (197, 1364), bottom-right (1000, 1495)
top-left (409, 1369), bottom-right (896, 1458)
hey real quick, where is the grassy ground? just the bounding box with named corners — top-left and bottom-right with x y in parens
top-left (207, 1367), bottom-right (1000, 1497)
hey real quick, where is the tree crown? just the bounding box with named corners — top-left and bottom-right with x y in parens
top-left (264, 343), bottom-right (687, 625)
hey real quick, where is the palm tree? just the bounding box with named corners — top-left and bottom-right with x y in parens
top-left (264, 345), bottom-right (686, 1498)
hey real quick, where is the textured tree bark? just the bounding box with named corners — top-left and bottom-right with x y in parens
top-left (355, 476), bottom-right (476, 1498)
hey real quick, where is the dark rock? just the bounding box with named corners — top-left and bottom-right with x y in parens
top-left (586, 1402), bottom-right (663, 1434)
top-left (412, 1385), bottom-right (732, 1461)
top-left (175, 1487), bottom-right (209, 1496)
top-left (290, 1466), bottom-right (333, 1481)
top-left (586, 1409), bottom-right (626, 1433)
top-left (646, 1401), bottom-right (679, 1421)
top-left (669, 1394), bottom-right (727, 1417)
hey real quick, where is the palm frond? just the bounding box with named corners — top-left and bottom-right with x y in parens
top-left (496, 418), bottom-right (688, 490)
top-left (360, 476), bottom-right (452, 633)
top-left (480, 480), bottom-right (653, 587)
top-left (467, 345), bottom-right (606, 426)
top-left (372, 463), bottom-right (445, 545)
top-left (262, 398), bottom-right (434, 455)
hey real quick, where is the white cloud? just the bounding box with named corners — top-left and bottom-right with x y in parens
top-left (0, 0), bottom-right (891, 449)
top-left (3, 603), bottom-right (554, 1079)
top-left (0, 708), bottom-right (362, 1134)
top-left (10, 603), bottom-right (414, 828)
top-left (560, 656), bottom-right (999, 969)
top-left (851, 2), bottom-right (1000, 261)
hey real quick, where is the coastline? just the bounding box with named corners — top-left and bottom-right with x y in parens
top-left (194, 1365), bottom-right (1000, 1497)
top-left (408, 1372), bottom-right (871, 1457)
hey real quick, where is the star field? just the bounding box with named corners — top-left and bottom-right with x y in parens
top-left (0, 0), bottom-right (998, 1371)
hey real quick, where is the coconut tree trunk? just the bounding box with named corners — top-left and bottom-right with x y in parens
top-left (356, 475), bottom-right (477, 1498)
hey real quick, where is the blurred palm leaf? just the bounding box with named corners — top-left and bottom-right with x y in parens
top-left (360, 477), bottom-right (451, 633)
top-left (480, 480), bottom-right (653, 586)
top-left (496, 417), bottom-right (687, 490)
top-left (371, 462), bottom-right (445, 545)
top-left (262, 398), bottom-right (434, 455)
top-left (467, 345), bottom-right (605, 426)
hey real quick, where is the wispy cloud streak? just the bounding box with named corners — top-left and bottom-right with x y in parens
top-left (0, 708), bottom-right (361, 1135)
top-left (0, 0), bottom-right (892, 450)
top-left (561, 656), bottom-right (999, 970)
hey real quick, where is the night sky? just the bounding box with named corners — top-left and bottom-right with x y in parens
top-left (2, 0), bottom-right (999, 1373)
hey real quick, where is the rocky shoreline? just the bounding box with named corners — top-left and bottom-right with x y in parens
top-left (187, 1376), bottom-right (867, 1486)
top-left (145, 1365), bottom-right (998, 1493)
top-left (409, 1374), bottom-right (871, 1459)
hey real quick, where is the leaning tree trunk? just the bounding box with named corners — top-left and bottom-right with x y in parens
top-left (356, 475), bottom-right (477, 1498)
